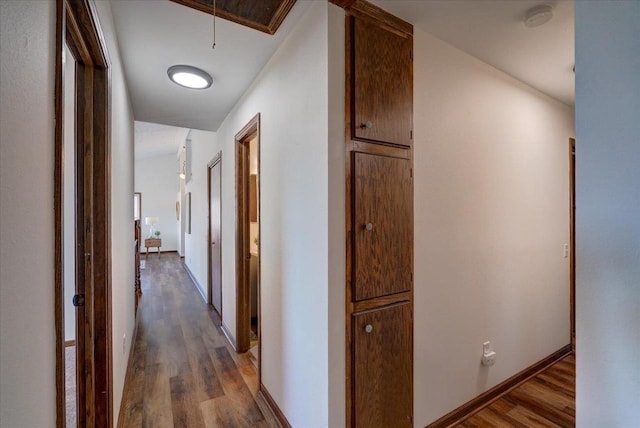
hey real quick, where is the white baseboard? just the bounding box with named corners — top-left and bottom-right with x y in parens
top-left (182, 262), bottom-right (207, 304)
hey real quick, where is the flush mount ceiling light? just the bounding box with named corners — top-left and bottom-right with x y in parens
top-left (167, 65), bottom-right (213, 89)
top-left (524, 4), bottom-right (554, 28)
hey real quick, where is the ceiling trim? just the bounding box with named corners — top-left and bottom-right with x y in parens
top-left (331, 0), bottom-right (413, 36)
top-left (169, 0), bottom-right (297, 35)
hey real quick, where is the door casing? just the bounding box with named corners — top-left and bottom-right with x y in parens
top-left (234, 113), bottom-right (261, 358)
top-left (569, 138), bottom-right (576, 350)
top-left (55, 0), bottom-right (112, 426)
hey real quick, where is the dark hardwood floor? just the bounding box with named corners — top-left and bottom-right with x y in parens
top-left (118, 253), bottom-right (279, 427)
top-left (120, 254), bottom-right (575, 427)
top-left (456, 354), bottom-right (575, 427)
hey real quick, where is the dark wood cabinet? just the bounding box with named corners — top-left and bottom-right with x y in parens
top-left (353, 302), bottom-right (412, 427)
top-left (353, 152), bottom-right (412, 301)
top-left (340, 2), bottom-right (414, 426)
top-left (352, 15), bottom-right (413, 148)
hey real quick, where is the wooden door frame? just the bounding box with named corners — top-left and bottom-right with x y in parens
top-left (569, 138), bottom-right (576, 350)
top-left (55, 0), bottom-right (112, 426)
top-left (207, 151), bottom-right (223, 315)
top-left (234, 114), bottom-right (261, 357)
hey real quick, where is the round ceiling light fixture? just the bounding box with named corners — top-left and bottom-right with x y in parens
top-left (524, 4), bottom-right (554, 28)
top-left (167, 65), bottom-right (213, 89)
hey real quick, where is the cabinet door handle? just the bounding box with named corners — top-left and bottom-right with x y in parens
top-left (364, 324), bottom-right (373, 333)
top-left (365, 223), bottom-right (373, 231)
top-left (361, 121), bottom-right (373, 129)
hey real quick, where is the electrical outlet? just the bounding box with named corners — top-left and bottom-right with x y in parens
top-left (482, 341), bottom-right (496, 366)
top-left (563, 244), bottom-right (569, 258)
top-left (122, 333), bottom-right (126, 354)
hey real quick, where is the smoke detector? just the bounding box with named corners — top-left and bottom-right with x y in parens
top-left (524, 4), bottom-right (554, 28)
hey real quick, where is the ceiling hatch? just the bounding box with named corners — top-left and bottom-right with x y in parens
top-left (170, 0), bottom-right (297, 35)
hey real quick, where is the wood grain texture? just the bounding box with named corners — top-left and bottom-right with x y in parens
top-left (343, 6), bottom-right (414, 426)
top-left (169, 0), bottom-right (296, 35)
top-left (353, 15), bottom-right (413, 147)
top-left (349, 0), bottom-right (413, 36)
top-left (352, 291), bottom-right (411, 313)
top-left (353, 152), bottom-right (412, 301)
top-left (455, 353), bottom-right (575, 428)
top-left (569, 138), bottom-right (576, 351)
top-left (54, 1), bottom-right (65, 425)
top-left (353, 302), bottom-right (412, 427)
top-left (118, 254), bottom-right (281, 427)
top-left (429, 345), bottom-right (573, 427)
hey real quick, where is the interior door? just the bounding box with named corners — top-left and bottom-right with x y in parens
top-left (210, 160), bottom-right (222, 314)
top-left (353, 152), bottom-right (412, 301)
top-left (353, 302), bottom-right (412, 427)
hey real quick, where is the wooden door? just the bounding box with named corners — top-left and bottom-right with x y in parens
top-left (353, 302), bottom-right (413, 427)
top-left (209, 158), bottom-right (222, 315)
top-left (352, 16), bottom-right (413, 147)
top-left (353, 152), bottom-right (412, 301)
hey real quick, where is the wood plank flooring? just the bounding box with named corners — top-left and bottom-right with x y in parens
top-left (118, 253), bottom-right (280, 428)
top-left (456, 354), bottom-right (575, 427)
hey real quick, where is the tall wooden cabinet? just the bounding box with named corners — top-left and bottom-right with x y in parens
top-left (338, 1), bottom-right (415, 426)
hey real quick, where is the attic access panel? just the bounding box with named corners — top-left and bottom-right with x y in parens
top-left (170, 0), bottom-right (297, 35)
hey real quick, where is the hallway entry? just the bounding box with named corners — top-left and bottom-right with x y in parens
top-left (234, 114), bottom-right (261, 360)
top-left (208, 152), bottom-right (223, 316)
top-left (118, 254), bottom-right (279, 426)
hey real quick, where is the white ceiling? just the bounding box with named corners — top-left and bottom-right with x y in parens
top-left (134, 121), bottom-right (189, 160)
top-left (371, 0), bottom-right (575, 106)
top-left (113, 0), bottom-right (574, 146)
top-left (109, 0), bottom-right (312, 132)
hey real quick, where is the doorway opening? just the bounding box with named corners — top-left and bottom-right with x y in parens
top-left (235, 114), bottom-right (261, 374)
top-left (208, 151), bottom-right (223, 317)
top-left (55, 0), bottom-right (112, 425)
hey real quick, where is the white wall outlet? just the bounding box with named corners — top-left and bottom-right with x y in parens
top-left (122, 333), bottom-right (126, 354)
top-left (564, 243), bottom-right (569, 258)
top-left (482, 341), bottom-right (496, 366)
top-left (482, 351), bottom-right (497, 366)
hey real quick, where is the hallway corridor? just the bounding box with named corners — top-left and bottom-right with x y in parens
top-left (118, 254), bottom-right (279, 427)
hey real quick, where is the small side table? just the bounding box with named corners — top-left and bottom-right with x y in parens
top-left (144, 238), bottom-right (162, 257)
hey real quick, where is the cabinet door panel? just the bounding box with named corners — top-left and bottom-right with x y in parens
top-left (353, 16), bottom-right (413, 147)
top-left (353, 303), bottom-right (412, 428)
top-left (353, 152), bottom-right (412, 301)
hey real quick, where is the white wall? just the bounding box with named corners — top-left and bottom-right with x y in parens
top-left (575, 2), bottom-right (640, 426)
top-left (94, 1), bottom-right (136, 425)
top-left (413, 30), bottom-right (574, 425)
top-left (135, 153), bottom-right (180, 251)
top-left (183, 2), bottom-right (331, 425)
top-left (0, 2), bottom-right (57, 426)
top-left (183, 129), bottom-right (217, 299)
